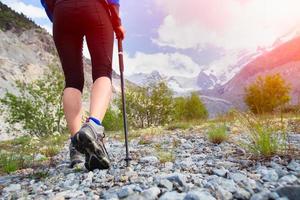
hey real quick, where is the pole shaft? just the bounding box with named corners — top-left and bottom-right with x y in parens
top-left (118, 40), bottom-right (130, 167)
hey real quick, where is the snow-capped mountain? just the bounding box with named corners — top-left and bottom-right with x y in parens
top-left (127, 70), bottom-right (165, 86)
top-left (211, 35), bottom-right (300, 109)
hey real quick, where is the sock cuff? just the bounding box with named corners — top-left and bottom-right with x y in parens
top-left (88, 117), bottom-right (102, 126)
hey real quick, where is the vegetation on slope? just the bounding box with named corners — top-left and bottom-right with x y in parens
top-left (0, 2), bottom-right (41, 33)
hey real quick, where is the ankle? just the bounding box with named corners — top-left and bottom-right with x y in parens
top-left (87, 116), bottom-right (102, 126)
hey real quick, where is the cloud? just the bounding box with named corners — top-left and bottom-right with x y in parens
top-left (2, 0), bottom-right (47, 19)
top-left (119, 51), bottom-right (202, 77)
top-left (154, 0), bottom-right (300, 51)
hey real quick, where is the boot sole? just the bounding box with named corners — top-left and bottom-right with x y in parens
top-left (72, 131), bottom-right (110, 170)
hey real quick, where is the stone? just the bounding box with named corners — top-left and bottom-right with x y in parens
top-left (181, 142), bottom-right (193, 149)
top-left (64, 190), bottom-right (86, 199)
top-left (216, 186), bottom-right (232, 200)
top-left (164, 162), bottom-right (174, 170)
top-left (164, 173), bottom-right (187, 187)
top-left (234, 187), bottom-right (251, 200)
top-left (140, 156), bottom-right (159, 164)
top-left (250, 191), bottom-right (271, 200)
top-left (210, 177), bottom-right (237, 193)
top-left (229, 172), bottom-right (247, 183)
top-left (118, 186), bottom-right (134, 199)
top-left (276, 186), bottom-right (300, 200)
top-left (158, 179), bottom-right (173, 191)
top-left (287, 160), bottom-right (300, 172)
top-left (101, 191), bottom-right (119, 200)
top-left (212, 168), bottom-right (228, 177)
top-left (260, 169), bottom-right (279, 182)
top-left (3, 184), bottom-right (21, 193)
top-left (141, 187), bottom-right (161, 200)
top-left (184, 190), bottom-right (216, 200)
top-left (159, 191), bottom-right (186, 200)
top-left (279, 175), bottom-right (298, 184)
top-left (179, 157), bottom-right (194, 169)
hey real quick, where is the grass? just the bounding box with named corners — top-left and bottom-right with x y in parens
top-left (157, 151), bottom-right (175, 163)
top-left (235, 112), bottom-right (287, 158)
top-left (0, 132), bottom-right (68, 175)
top-left (207, 124), bottom-right (229, 144)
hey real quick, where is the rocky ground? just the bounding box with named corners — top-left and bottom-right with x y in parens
top-left (1, 129), bottom-right (300, 200)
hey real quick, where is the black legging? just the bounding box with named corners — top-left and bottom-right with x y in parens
top-left (53, 0), bottom-right (114, 93)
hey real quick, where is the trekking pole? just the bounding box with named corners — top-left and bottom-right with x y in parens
top-left (117, 39), bottom-right (131, 167)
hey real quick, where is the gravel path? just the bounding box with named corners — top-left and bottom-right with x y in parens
top-left (1, 130), bottom-right (300, 200)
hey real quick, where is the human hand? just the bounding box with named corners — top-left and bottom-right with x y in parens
top-left (114, 25), bottom-right (126, 40)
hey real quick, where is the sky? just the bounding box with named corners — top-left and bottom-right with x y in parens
top-left (2, 0), bottom-right (300, 78)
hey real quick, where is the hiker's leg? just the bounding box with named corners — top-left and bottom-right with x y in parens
top-left (85, 1), bottom-right (114, 122)
top-left (63, 88), bottom-right (83, 135)
top-left (90, 77), bottom-right (112, 122)
top-left (53, 4), bottom-right (85, 136)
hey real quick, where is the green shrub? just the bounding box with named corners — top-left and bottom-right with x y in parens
top-left (102, 106), bottom-right (123, 131)
top-left (236, 112), bottom-right (287, 158)
top-left (184, 92), bottom-right (208, 120)
top-left (207, 124), bottom-right (228, 144)
top-left (0, 65), bottom-right (66, 136)
top-left (117, 81), bottom-right (174, 128)
top-left (244, 74), bottom-right (291, 114)
top-left (173, 92), bottom-right (208, 122)
top-left (157, 151), bottom-right (175, 163)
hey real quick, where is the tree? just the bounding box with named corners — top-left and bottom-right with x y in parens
top-left (173, 97), bottom-right (186, 121)
top-left (184, 92), bottom-right (208, 120)
top-left (244, 74), bottom-right (291, 114)
top-left (117, 81), bottom-right (174, 128)
top-left (0, 65), bottom-right (65, 136)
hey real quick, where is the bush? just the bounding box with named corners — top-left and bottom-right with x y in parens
top-left (117, 81), bottom-right (174, 128)
top-left (244, 74), bottom-right (291, 114)
top-left (236, 112), bottom-right (287, 158)
top-left (102, 106), bottom-right (123, 131)
top-left (0, 65), bottom-right (66, 136)
top-left (207, 124), bottom-right (228, 144)
top-left (173, 92), bottom-right (208, 121)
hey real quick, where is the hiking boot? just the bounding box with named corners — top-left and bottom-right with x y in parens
top-left (69, 141), bottom-right (84, 168)
top-left (71, 119), bottom-right (110, 171)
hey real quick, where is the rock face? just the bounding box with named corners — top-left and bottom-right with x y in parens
top-left (1, 131), bottom-right (299, 199)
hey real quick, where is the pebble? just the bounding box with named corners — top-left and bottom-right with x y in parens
top-left (279, 175), bottom-right (298, 184)
top-left (212, 167), bottom-right (228, 177)
top-left (164, 173), bottom-right (187, 187)
top-left (158, 179), bottom-right (173, 191)
top-left (140, 156), bottom-right (159, 164)
top-left (287, 160), bottom-right (300, 172)
top-left (276, 186), bottom-right (300, 200)
top-left (118, 186), bottom-right (135, 198)
top-left (159, 191), bottom-right (186, 200)
top-left (141, 186), bottom-right (161, 200)
top-left (1, 133), bottom-right (299, 200)
top-left (3, 183), bottom-right (21, 193)
top-left (184, 190), bottom-right (216, 200)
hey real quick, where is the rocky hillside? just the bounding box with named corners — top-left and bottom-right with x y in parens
top-left (206, 36), bottom-right (300, 109)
